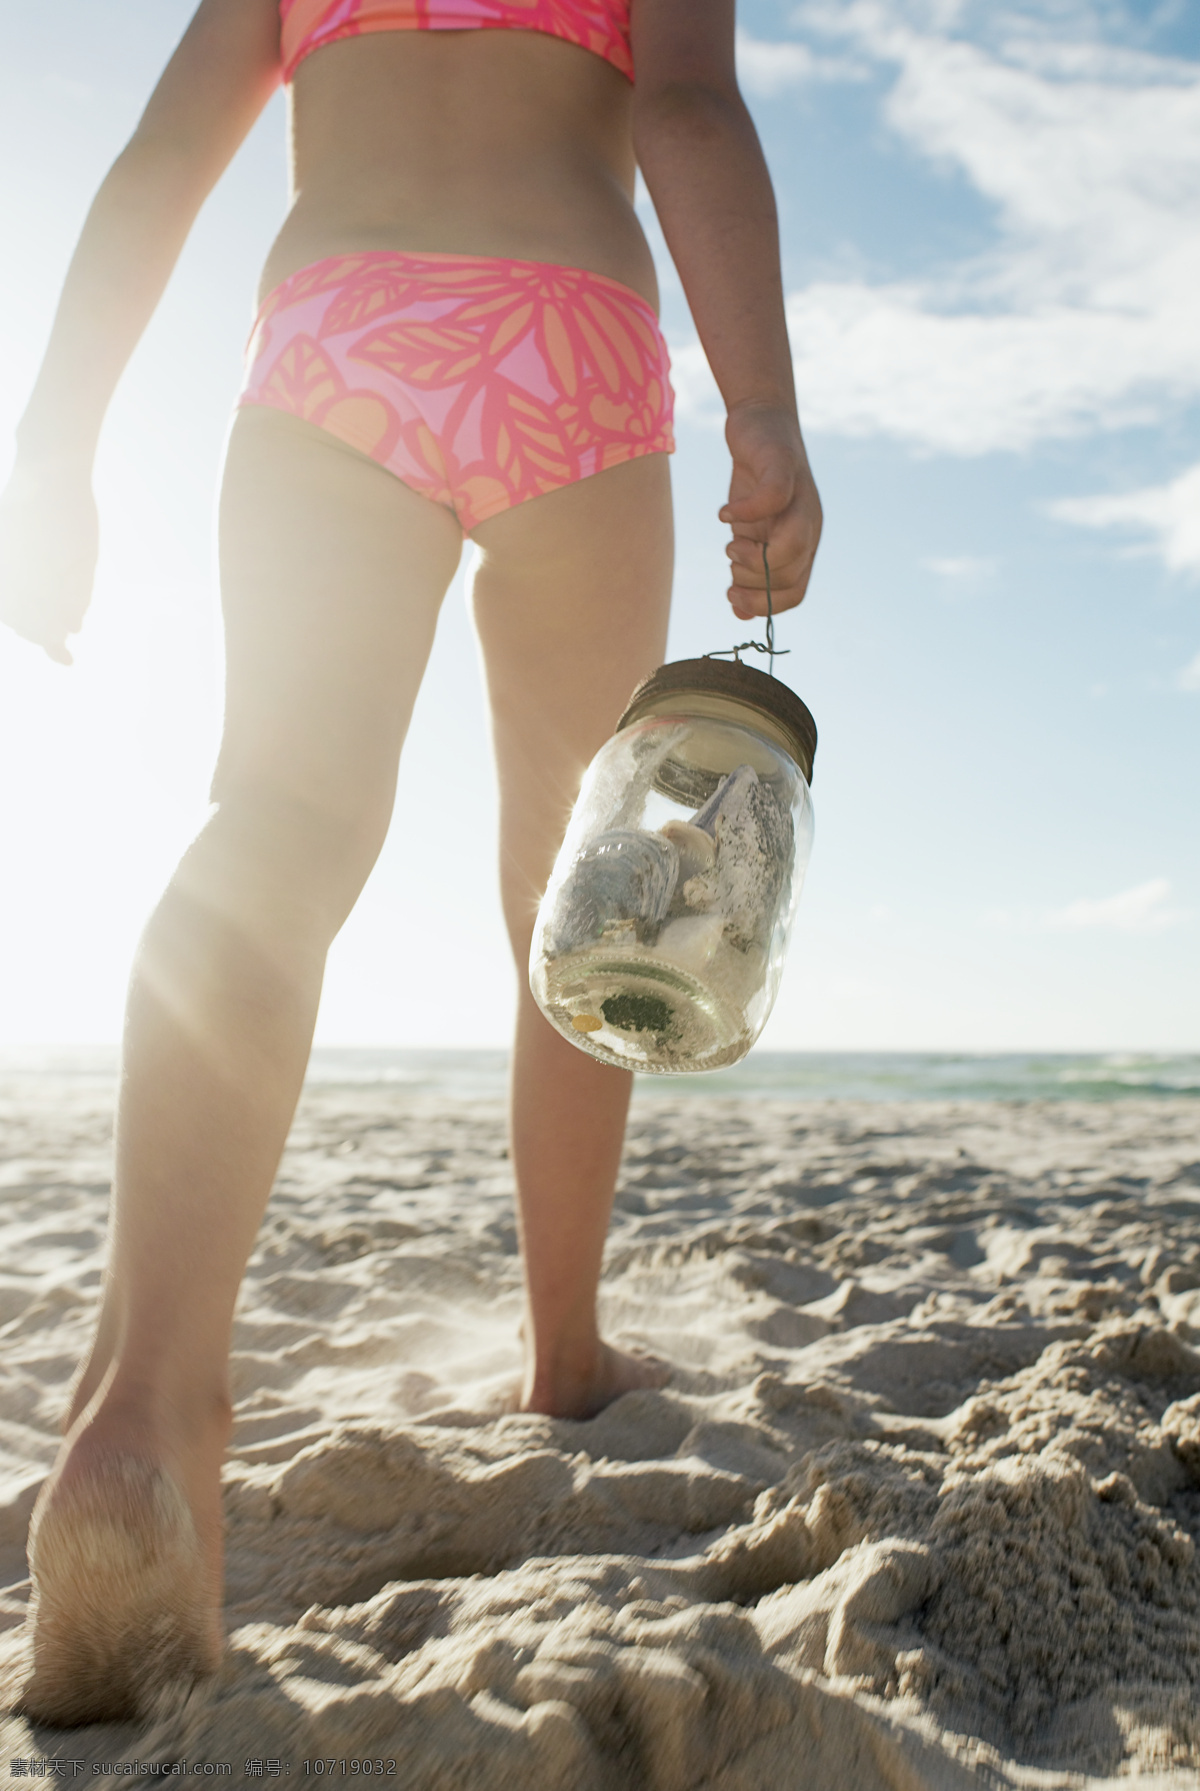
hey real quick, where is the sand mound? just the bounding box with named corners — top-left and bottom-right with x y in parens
top-left (1, 1083), bottom-right (1199, 1785)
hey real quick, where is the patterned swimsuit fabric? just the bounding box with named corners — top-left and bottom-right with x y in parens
top-left (238, 252), bottom-right (675, 531)
top-left (279, 0), bottom-right (634, 82)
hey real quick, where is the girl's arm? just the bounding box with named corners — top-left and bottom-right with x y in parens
top-left (631, 0), bottom-right (822, 619)
top-left (0, 0), bottom-right (281, 662)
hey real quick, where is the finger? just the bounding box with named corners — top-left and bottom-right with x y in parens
top-left (728, 587), bottom-right (805, 622)
top-left (725, 542), bottom-right (815, 598)
top-left (1, 609), bottom-right (68, 661)
top-left (724, 506), bottom-right (816, 553)
top-left (719, 480), bottom-right (794, 526)
top-left (724, 523), bottom-right (774, 550)
top-left (728, 577), bottom-right (808, 620)
top-left (728, 563), bottom-right (813, 618)
top-left (730, 540), bottom-right (815, 588)
top-left (725, 537), bottom-right (811, 578)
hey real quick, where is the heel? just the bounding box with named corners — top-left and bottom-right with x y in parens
top-left (20, 1455), bottom-right (219, 1726)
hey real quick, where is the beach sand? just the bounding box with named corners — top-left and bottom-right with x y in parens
top-left (1, 1077), bottom-right (1199, 1786)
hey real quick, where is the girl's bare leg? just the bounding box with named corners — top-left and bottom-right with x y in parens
top-left (471, 452), bottom-right (674, 1417)
top-left (22, 408), bottom-right (462, 1724)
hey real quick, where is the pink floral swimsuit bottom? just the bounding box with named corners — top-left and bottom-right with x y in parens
top-left (238, 250), bottom-right (675, 532)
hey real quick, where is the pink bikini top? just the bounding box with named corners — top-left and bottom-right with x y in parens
top-left (279, 0), bottom-right (633, 85)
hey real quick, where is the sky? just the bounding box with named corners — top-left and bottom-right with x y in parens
top-left (0, 0), bottom-right (1197, 1052)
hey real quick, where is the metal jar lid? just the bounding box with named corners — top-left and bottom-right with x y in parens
top-left (616, 657), bottom-right (817, 784)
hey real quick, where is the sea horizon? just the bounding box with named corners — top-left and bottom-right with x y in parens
top-left (0, 1044), bottom-right (1197, 1102)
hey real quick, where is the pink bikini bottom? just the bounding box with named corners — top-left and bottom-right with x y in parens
top-left (238, 250), bottom-right (675, 532)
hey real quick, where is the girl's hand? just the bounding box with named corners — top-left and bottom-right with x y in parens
top-left (0, 459), bottom-right (99, 665)
top-left (720, 403), bottom-right (822, 621)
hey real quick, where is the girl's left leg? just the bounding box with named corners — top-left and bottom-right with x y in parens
top-left (21, 408), bottom-right (463, 1725)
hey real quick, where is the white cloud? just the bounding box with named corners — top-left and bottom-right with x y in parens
top-left (1179, 650), bottom-right (1200, 692)
top-left (769, 4), bottom-right (1200, 453)
top-left (735, 29), bottom-right (867, 96)
top-left (788, 282), bottom-right (1198, 452)
top-left (984, 876), bottom-right (1188, 933)
top-left (1045, 878), bottom-right (1184, 933)
top-left (922, 553), bottom-right (997, 581)
top-left (1048, 460), bottom-right (1200, 575)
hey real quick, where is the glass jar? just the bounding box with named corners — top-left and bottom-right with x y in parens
top-left (530, 657), bottom-right (816, 1073)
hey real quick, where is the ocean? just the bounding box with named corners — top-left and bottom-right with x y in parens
top-left (0, 1046), bottom-right (1197, 1102)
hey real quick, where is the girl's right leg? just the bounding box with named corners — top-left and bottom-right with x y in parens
top-left (470, 453), bottom-right (674, 1416)
top-left (21, 407), bottom-right (463, 1726)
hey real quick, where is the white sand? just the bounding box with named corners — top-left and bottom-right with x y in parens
top-left (1, 1077), bottom-right (1199, 1786)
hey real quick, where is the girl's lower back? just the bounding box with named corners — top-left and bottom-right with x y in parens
top-left (267, 29), bottom-right (656, 306)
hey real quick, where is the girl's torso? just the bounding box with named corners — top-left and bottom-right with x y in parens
top-left (262, 7), bottom-right (658, 310)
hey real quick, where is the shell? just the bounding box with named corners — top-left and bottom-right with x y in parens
top-left (691, 763), bottom-right (760, 836)
top-left (551, 829), bottom-right (680, 954)
top-left (683, 764), bottom-right (794, 948)
top-left (659, 819), bottom-right (717, 883)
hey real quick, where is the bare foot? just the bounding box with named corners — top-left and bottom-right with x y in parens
top-left (520, 1341), bottom-right (670, 1420)
top-left (19, 1397), bottom-right (227, 1727)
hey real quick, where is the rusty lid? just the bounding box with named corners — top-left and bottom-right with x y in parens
top-left (617, 656), bottom-right (817, 784)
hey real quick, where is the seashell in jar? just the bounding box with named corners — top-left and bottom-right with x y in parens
top-left (683, 764), bottom-right (794, 948)
top-left (658, 818), bottom-right (717, 884)
top-left (691, 762), bottom-right (759, 836)
top-left (551, 829), bottom-right (679, 954)
top-left (654, 912), bottom-right (726, 974)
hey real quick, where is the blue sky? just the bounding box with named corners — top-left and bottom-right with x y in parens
top-left (0, 0), bottom-right (1196, 1049)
